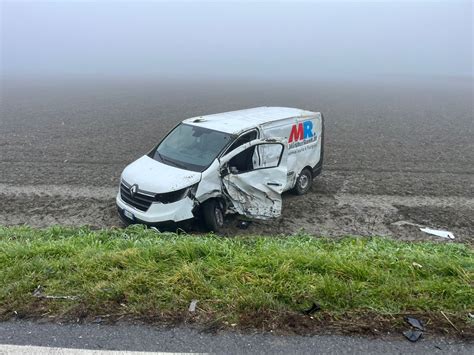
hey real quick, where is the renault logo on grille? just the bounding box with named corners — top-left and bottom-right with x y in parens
top-left (130, 184), bottom-right (138, 197)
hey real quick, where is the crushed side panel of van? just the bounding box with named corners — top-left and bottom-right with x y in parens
top-left (222, 168), bottom-right (286, 219)
top-left (219, 139), bottom-right (288, 219)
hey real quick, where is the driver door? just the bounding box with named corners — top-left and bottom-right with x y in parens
top-left (219, 139), bottom-right (288, 219)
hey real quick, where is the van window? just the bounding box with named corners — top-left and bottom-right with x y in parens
top-left (151, 124), bottom-right (233, 172)
top-left (228, 143), bottom-right (283, 173)
top-left (225, 130), bottom-right (258, 154)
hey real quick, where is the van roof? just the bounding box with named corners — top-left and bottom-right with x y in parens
top-left (183, 106), bottom-right (317, 134)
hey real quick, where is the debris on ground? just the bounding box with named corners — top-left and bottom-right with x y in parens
top-left (403, 316), bottom-right (424, 342)
top-left (420, 227), bottom-right (455, 240)
top-left (32, 285), bottom-right (79, 301)
top-left (237, 220), bottom-right (251, 229)
top-left (188, 299), bottom-right (198, 312)
top-left (405, 316), bottom-right (425, 331)
top-left (403, 329), bottom-right (423, 342)
top-left (412, 262), bottom-right (423, 269)
top-left (302, 302), bottom-right (321, 315)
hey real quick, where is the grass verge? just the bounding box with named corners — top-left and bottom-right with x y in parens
top-left (0, 225), bottom-right (472, 337)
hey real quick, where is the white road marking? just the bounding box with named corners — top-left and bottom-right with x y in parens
top-left (0, 344), bottom-right (199, 355)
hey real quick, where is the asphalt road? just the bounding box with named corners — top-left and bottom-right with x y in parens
top-left (1, 321), bottom-right (473, 354)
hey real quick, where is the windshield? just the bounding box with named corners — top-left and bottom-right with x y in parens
top-left (151, 123), bottom-right (234, 172)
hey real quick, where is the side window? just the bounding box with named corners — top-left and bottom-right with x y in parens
top-left (228, 146), bottom-right (256, 173)
top-left (255, 144), bottom-right (283, 168)
top-left (228, 143), bottom-right (283, 173)
top-left (226, 130), bottom-right (258, 154)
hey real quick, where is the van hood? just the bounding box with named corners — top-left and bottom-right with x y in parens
top-left (121, 155), bottom-right (202, 193)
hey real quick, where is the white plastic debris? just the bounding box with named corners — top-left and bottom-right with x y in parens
top-left (32, 285), bottom-right (79, 301)
top-left (188, 299), bottom-right (198, 312)
top-left (420, 227), bottom-right (455, 240)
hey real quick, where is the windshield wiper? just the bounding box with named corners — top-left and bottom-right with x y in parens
top-left (158, 153), bottom-right (188, 170)
top-left (167, 159), bottom-right (188, 170)
top-left (156, 151), bottom-right (164, 162)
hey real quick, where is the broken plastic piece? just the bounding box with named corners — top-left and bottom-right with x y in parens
top-left (303, 302), bottom-right (321, 315)
top-left (32, 285), bottom-right (78, 301)
top-left (405, 317), bottom-right (424, 331)
top-left (403, 329), bottom-right (423, 342)
top-left (420, 227), bottom-right (454, 240)
top-left (188, 299), bottom-right (198, 312)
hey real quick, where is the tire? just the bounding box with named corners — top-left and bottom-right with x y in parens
top-left (202, 199), bottom-right (225, 232)
top-left (117, 210), bottom-right (132, 227)
top-left (292, 168), bottom-right (313, 195)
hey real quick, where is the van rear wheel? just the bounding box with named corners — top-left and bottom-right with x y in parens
top-left (202, 199), bottom-right (224, 232)
top-left (292, 168), bottom-right (312, 195)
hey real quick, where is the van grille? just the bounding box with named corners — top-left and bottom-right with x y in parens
top-left (120, 181), bottom-right (155, 212)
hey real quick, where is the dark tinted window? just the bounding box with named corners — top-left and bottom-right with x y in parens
top-left (226, 130), bottom-right (258, 154)
top-left (228, 143), bottom-right (283, 173)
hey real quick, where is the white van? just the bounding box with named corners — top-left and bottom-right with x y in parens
top-left (117, 107), bottom-right (324, 231)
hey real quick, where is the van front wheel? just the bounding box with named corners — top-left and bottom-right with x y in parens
top-left (202, 199), bottom-right (224, 232)
top-left (292, 168), bottom-right (312, 195)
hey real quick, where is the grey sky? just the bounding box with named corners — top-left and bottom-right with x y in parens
top-left (1, 1), bottom-right (472, 79)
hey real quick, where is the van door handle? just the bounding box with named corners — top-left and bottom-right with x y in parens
top-left (267, 182), bottom-right (282, 186)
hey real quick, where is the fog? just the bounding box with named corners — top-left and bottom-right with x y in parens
top-left (1, 1), bottom-right (472, 80)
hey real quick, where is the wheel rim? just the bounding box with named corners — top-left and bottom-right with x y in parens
top-left (215, 207), bottom-right (224, 226)
top-left (299, 174), bottom-right (309, 190)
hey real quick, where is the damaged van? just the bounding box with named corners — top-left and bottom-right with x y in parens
top-left (117, 107), bottom-right (324, 231)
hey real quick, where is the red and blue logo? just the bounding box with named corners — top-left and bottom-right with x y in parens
top-left (289, 120), bottom-right (315, 143)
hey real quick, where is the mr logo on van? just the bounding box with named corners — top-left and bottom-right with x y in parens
top-left (288, 119), bottom-right (318, 149)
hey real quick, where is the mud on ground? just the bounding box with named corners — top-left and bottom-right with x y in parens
top-left (1, 78), bottom-right (473, 243)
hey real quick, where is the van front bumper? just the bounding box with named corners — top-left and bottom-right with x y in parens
top-left (116, 193), bottom-right (195, 224)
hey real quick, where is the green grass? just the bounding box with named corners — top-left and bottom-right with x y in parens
top-left (0, 225), bottom-right (472, 332)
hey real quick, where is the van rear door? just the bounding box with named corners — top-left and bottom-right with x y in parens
top-left (218, 139), bottom-right (287, 219)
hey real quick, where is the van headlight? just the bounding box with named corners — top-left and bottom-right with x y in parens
top-left (154, 183), bottom-right (198, 204)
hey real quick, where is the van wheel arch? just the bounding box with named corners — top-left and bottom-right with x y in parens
top-left (292, 166), bottom-right (313, 195)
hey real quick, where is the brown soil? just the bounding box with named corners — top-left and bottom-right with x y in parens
top-left (1, 78), bottom-right (473, 243)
